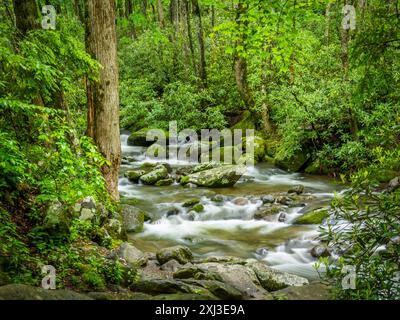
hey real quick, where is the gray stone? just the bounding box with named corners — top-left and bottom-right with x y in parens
top-left (388, 176), bottom-right (400, 193)
top-left (113, 242), bottom-right (148, 267)
top-left (261, 195), bottom-right (275, 204)
top-left (121, 205), bottom-right (145, 233)
top-left (156, 246), bottom-right (193, 265)
top-left (272, 282), bottom-right (330, 300)
top-left (246, 261), bottom-right (308, 292)
top-left (186, 165), bottom-right (246, 188)
top-left (160, 259), bottom-right (182, 272)
top-left (288, 185), bottom-right (305, 195)
top-left (140, 165), bottom-right (169, 185)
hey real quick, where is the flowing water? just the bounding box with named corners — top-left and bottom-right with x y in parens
top-left (119, 134), bottom-right (342, 280)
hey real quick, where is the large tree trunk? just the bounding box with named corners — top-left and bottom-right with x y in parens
top-left (192, 0), bottom-right (207, 88)
top-left (87, 0), bottom-right (121, 201)
top-left (13, 0), bottom-right (39, 38)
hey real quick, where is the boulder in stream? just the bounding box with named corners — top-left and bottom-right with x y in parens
top-left (294, 208), bottom-right (329, 225)
top-left (121, 205), bottom-right (146, 233)
top-left (185, 165), bottom-right (246, 188)
top-left (140, 164), bottom-right (169, 185)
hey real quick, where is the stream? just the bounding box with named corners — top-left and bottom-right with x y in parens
top-left (119, 133), bottom-right (342, 280)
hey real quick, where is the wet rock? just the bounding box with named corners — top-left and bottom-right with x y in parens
top-left (194, 256), bottom-right (247, 265)
top-left (156, 246), bottom-right (193, 265)
top-left (182, 198), bottom-right (200, 207)
top-left (272, 282), bottom-right (330, 300)
top-left (0, 284), bottom-right (92, 300)
top-left (140, 165), bottom-right (169, 185)
top-left (128, 128), bottom-right (168, 147)
top-left (255, 248), bottom-right (269, 258)
top-left (124, 169), bottom-right (147, 183)
top-left (246, 261), bottom-right (308, 291)
top-left (242, 135), bottom-right (267, 162)
top-left (276, 196), bottom-right (292, 206)
top-left (278, 212), bottom-right (287, 222)
top-left (210, 195), bottom-right (224, 203)
top-left (186, 165), bottom-right (247, 188)
top-left (233, 197), bottom-right (249, 206)
top-left (121, 205), bottom-right (146, 233)
top-left (261, 195), bottom-right (275, 204)
top-left (112, 242), bottom-right (148, 267)
top-left (155, 178), bottom-right (174, 186)
top-left (160, 260), bottom-right (182, 273)
top-left (130, 279), bottom-right (211, 297)
top-left (192, 204), bottom-right (204, 213)
top-left (180, 279), bottom-right (243, 300)
top-left (254, 205), bottom-right (281, 220)
top-left (310, 245), bottom-right (331, 258)
top-left (166, 207), bottom-right (180, 217)
top-left (275, 151), bottom-right (310, 172)
top-left (191, 162), bottom-right (221, 174)
top-left (173, 266), bottom-right (223, 281)
top-left (79, 208), bottom-right (95, 221)
top-left (288, 185), bottom-right (304, 195)
top-left (294, 208), bottom-right (329, 225)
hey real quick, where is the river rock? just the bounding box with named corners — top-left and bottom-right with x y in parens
top-left (182, 198), bottom-right (200, 207)
top-left (155, 178), bottom-right (174, 186)
top-left (140, 165), bottom-right (169, 185)
top-left (261, 195), bottom-right (275, 204)
top-left (276, 196), bottom-right (292, 205)
top-left (288, 185), bottom-right (305, 195)
top-left (192, 204), bottom-right (204, 213)
top-left (0, 284), bottom-right (92, 300)
top-left (156, 246), bottom-right (193, 265)
top-left (128, 128), bottom-right (168, 147)
top-left (246, 261), bottom-right (308, 291)
top-left (210, 195), bottom-right (224, 203)
top-left (121, 205), bottom-right (146, 233)
top-left (278, 212), bottom-right (287, 222)
top-left (254, 205), bottom-right (281, 220)
top-left (294, 208), bottom-right (329, 225)
top-left (112, 242), bottom-right (148, 267)
top-left (124, 169), bottom-right (147, 183)
top-left (191, 162), bottom-right (221, 174)
top-left (166, 207), bottom-right (180, 217)
top-left (186, 165), bottom-right (246, 188)
top-left (310, 245), bottom-right (331, 258)
top-left (233, 197), bottom-right (249, 206)
top-left (104, 218), bottom-right (126, 240)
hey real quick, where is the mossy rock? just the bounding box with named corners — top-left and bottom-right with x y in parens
top-left (192, 204), bottom-right (204, 213)
top-left (275, 151), bottom-right (311, 172)
top-left (179, 176), bottom-right (190, 186)
top-left (155, 178), bottom-right (174, 186)
top-left (124, 169), bottom-right (147, 183)
top-left (294, 208), bottom-right (329, 225)
top-left (156, 245), bottom-right (193, 265)
top-left (183, 198), bottom-right (200, 207)
top-left (128, 128), bottom-right (169, 147)
top-left (140, 165), bottom-right (169, 185)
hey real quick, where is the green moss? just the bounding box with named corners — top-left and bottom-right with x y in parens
top-left (295, 209), bottom-right (329, 225)
top-left (180, 176), bottom-right (190, 186)
top-left (183, 198), bottom-right (200, 207)
top-left (192, 204), bottom-right (204, 213)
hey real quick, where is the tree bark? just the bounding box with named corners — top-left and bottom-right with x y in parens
top-left (13, 0), bottom-right (39, 38)
top-left (157, 0), bottom-right (165, 28)
top-left (192, 0), bottom-right (207, 88)
top-left (87, 0), bottom-right (121, 201)
top-left (234, 1), bottom-right (253, 109)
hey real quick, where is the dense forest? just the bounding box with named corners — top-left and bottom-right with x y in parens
top-left (0, 0), bottom-right (399, 301)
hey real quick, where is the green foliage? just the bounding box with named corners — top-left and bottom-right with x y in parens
top-left (321, 165), bottom-right (400, 299)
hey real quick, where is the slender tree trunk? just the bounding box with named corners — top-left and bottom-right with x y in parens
top-left (87, 0), bottom-right (121, 201)
top-left (157, 0), bottom-right (165, 28)
top-left (341, 0), bottom-right (358, 139)
top-left (234, 1), bottom-right (253, 109)
top-left (192, 0), bottom-right (207, 88)
top-left (13, 0), bottom-right (39, 38)
top-left (211, 5), bottom-right (215, 28)
top-left (324, 2), bottom-right (333, 44)
top-left (126, 0), bottom-right (133, 18)
top-left (141, 0), bottom-right (147, 17)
